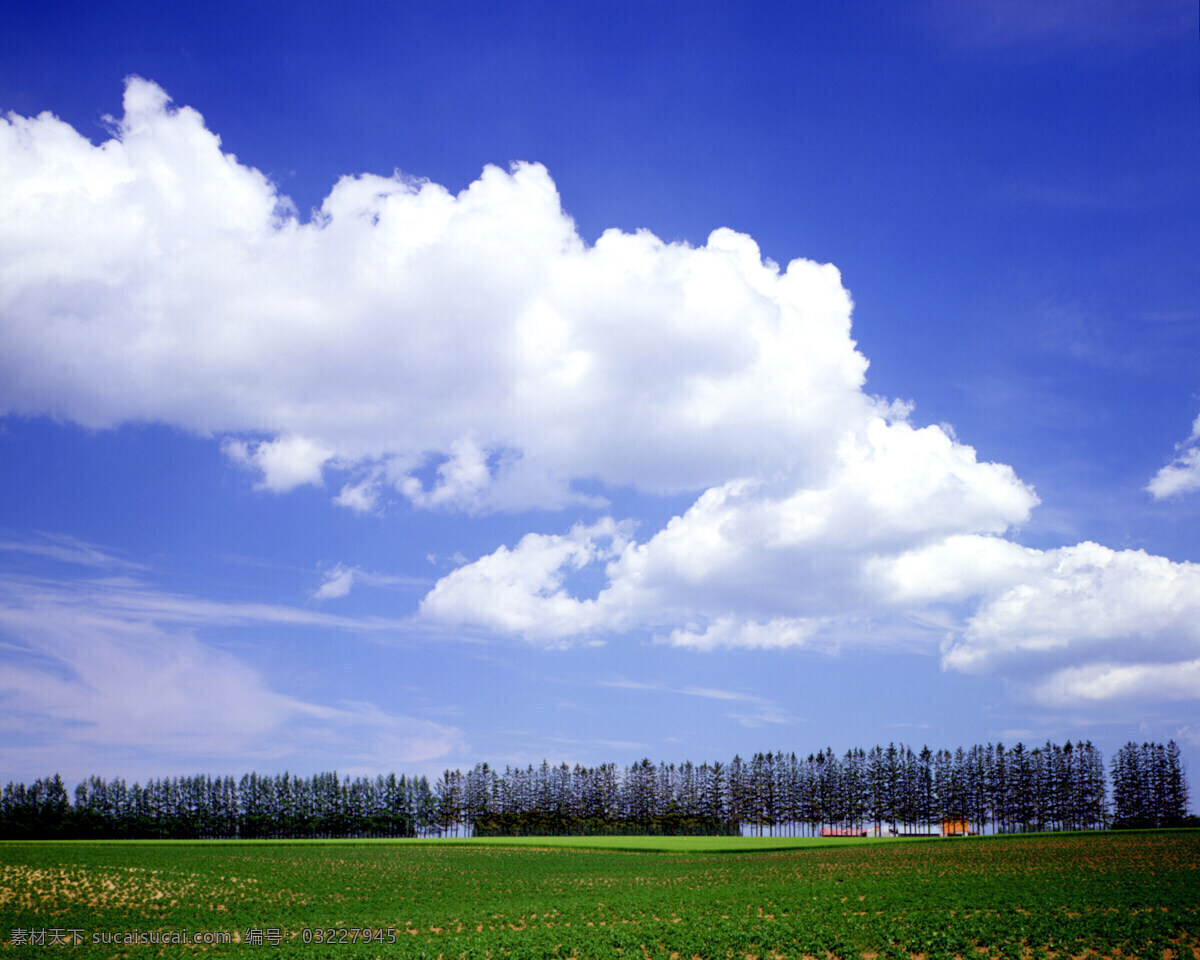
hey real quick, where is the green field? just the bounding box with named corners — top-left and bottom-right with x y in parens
top-left (2, 831), bottom-right (1197, 958)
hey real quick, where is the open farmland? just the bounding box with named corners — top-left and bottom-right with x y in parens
top-left (1, 831), bottom-right (1197, 959)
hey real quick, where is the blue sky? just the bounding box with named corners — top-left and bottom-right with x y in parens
top-left (1, 0), bottom-right (1198, 796)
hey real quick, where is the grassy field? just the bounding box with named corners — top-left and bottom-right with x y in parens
top-left (439, 835), bottom-right (900, 853)
top-left (1, 831), bottom-right (1197, 958)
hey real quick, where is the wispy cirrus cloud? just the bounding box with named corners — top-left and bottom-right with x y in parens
top-left (0, 573), bottom-right (409, 632)
top-left (0, 532), bottom-right (145, 570)
top-left (928, 0), bottom-right (1193, 54)
top-left (0, 570), bottom-right (459, 780)
top-left (598, 679), bottom-right (768, 704)
top-left (597, 678), bottom-right (799, 728)
top-left (313, 564), bottom-right (432, 602)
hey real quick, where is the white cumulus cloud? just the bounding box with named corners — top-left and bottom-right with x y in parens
top-left (4, 79), bottom-right (1199, 717)
top-left (419, 519), bottom-right (634, 643)
top-left (662, 617), bottom-right (821, 652)
top-left (224, 435), bottom-right (332, 492)
top-left (944, 542), bottom-right (1200, 673)
top-left (1, 78), bottom-right (880, 512)
top-left (419, 418), bottom-right (1040, 646)
top-left (1147, 412), bottom-right (1200, 499)
top-left (1027, 659), bottom-right (1200, 706)
top-left (931, 542), bottom-right (1200, 707)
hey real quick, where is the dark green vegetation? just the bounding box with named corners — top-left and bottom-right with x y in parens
top-left (2, 831), bottom-right (1197, 958)
top-left (471, 812), bottom-right (741, 838)
top-left (1110, 742), bottom-right (1195, 829)
top-left (5, 740), bottom-right (1189, 841)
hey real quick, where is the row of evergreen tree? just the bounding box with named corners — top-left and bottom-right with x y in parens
top-left (464, 741), bottom-right (1116, 837)
top-left (0, 771), bottom-right (435, 840)
top-left (1110, 741), bottom-right (1193, 828)
top-left (0, 740), bottom-right (1189, 840)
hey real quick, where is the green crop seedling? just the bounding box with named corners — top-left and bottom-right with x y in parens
top-left (1, 831), bottom-right (1197, 958)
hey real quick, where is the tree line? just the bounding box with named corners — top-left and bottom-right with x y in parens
top-left (0, 740), bottom-right (1190, 840)
top-left (0, 771), bottom-right (436, 840)
top-left (1110, 741), bottom-right (1192, 828)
